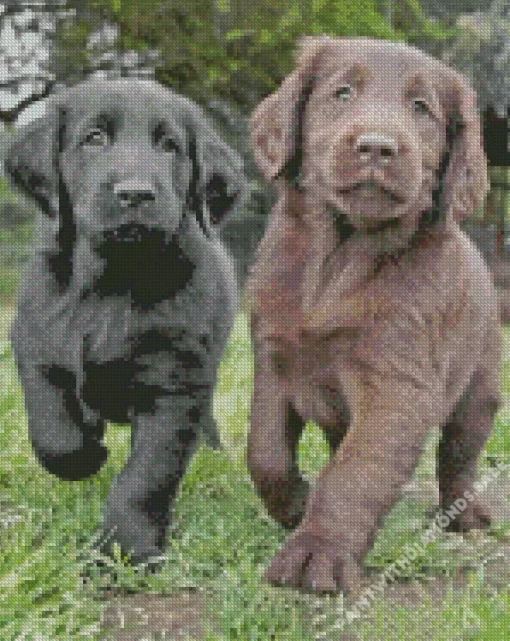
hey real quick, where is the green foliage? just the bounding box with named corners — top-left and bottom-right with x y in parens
top-left (0, 164), bottom-right (37, 305)
top-left (55, 0), bottom-right (450, 112)
top-left (150, 0), bottom-right (411, 107)
top-left (53, 16), bottom-right (93, 84)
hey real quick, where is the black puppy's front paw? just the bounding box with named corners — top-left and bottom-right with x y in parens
top-left (101, 494), bottom-right (169, 565)
top-left (36, 438), bottom-right (108, 481)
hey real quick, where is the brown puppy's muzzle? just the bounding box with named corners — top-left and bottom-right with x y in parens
top-left (323, 118), bottom-right (424, 226)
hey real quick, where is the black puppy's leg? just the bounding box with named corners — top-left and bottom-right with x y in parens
top-left (17, 361), bottom-right (107, 480)
top-left (102, 394), bottom-right (203, 563)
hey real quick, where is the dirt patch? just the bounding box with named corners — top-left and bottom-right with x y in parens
top-left (332, 472), bottom-right (510, 640)
top-left (101, 590), bottom-right (210, 641)
top-left (98, 473), bottom-right (510, 641)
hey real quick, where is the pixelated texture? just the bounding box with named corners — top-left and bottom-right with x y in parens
top-left (0, 3), bottom-right (510, 641)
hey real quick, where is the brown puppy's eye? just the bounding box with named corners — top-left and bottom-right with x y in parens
top-left (334, 85), bottom-right (353, 101)
top-left (413, 98), bottom-right (433, 116)
top-left (82, 128), bottom-right (109, 147)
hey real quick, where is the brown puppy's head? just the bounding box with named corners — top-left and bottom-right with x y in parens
top-left (251, 37), bottom-right (488, 232)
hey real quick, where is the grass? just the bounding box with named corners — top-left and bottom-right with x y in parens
top-left (0, 309), bottom-right (509, 640)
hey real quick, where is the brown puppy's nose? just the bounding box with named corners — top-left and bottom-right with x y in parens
top-left (114, 180), bottom-right (156, 207)
top-left (355, 133), bottom-right (399, 162)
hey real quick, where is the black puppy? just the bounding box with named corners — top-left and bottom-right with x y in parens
top-left (5, 78), bottom-right (245, 562)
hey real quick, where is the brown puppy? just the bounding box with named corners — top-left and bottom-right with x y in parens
top-left (246, 36), bottom-right (500, 594)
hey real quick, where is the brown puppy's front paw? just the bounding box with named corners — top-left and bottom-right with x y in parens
top-left (444, 499), bottom-right (491, 532)
top-left (265, 531), bottom-right (361, 594)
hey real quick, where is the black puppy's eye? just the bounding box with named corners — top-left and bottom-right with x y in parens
top-left (82, 127), bottom-right (109, 147)
top-left (154, 125), bottom-right (179, 153)
top-left (157, 137), bottom-right (179, 153)
top-left (413, 98), bottom-right (433, 116)
top-left (334, 85), bottom-right (353, 101)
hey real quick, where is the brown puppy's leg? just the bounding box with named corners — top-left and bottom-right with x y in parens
top-left (265, 365), bottom-right (440, 594)
top-left (248, 343), bottom-right (308, 529)
top-left (437, 366), bottom-right (500, 532)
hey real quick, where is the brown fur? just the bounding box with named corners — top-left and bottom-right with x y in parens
top-left (246, 37), bottom-right (500, 594)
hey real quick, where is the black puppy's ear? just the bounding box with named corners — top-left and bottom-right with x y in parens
top-left (192, 123), bottom-right (247, 226)
top-left (203, 137), bottom-right (246, 225)
top-left (5, 110), bottom-right (59, 218)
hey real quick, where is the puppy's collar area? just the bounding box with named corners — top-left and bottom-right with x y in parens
top-left (325, 203), bottom-right (447, 257)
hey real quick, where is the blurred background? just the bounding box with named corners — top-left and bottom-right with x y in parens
top-left (0, 0), bottom-right (508, 305)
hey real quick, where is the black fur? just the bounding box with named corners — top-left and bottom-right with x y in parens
top-left (6, 78), bottom-right (245, 563)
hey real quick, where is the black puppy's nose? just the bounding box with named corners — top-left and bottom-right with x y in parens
top-left (114, 180), bottom-right (156, 207)
top-left (355, 133), bottom-right (399, 162)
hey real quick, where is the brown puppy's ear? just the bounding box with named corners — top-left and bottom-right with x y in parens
top-left (5, 110), bottom-right (59, 217)
top-left (442, 78), bottom-right (489, 222)
top-left (250, 36), bottom-right (328, 181)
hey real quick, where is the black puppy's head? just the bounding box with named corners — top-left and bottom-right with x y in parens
top-left (5, 78), bottom-right (245, 247)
